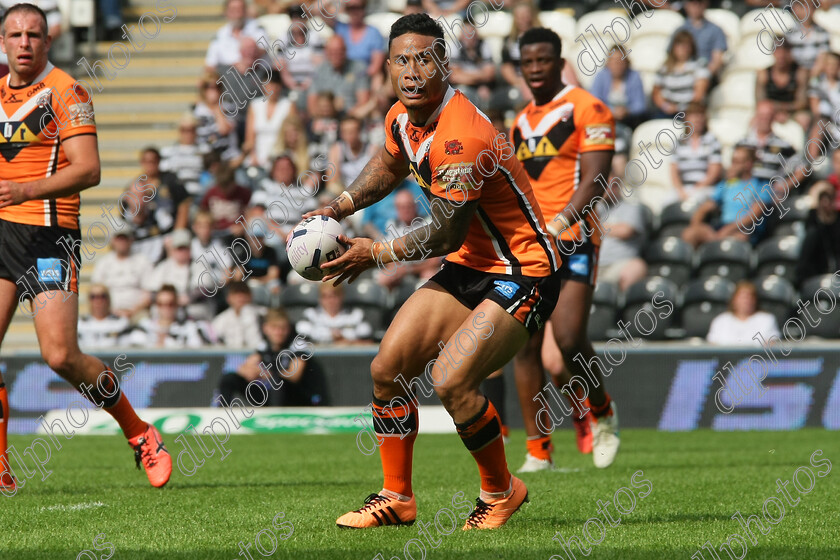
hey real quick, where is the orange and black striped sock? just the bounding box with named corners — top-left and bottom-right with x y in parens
top-left (88, 366), bottom-right (147, 440)
top-left (526, 435), bottom-right (553, 461)
top-left (456, 398), bottom-right (510, 495)
top-left (0, 383), bottom-right (9, 480)
top-left (372, 396), bottom-right (418, 498)
top-left (590, 393), bottom-right (613, 419)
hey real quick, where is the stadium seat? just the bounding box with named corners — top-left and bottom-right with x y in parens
top-left (476, 11), bottom-right (512, 39)
top-left (681, 276), bottom-right (736, 338)
top-left (728, 41), bottom-right (773, 72)
top-left (539, 11), bottom-right (576, 45)
top-left (626, 35), bottom-right (668, 73)
top-left (483, 36), bottom-right (504, 65)
top-left (629, 9), bottom-right (683, 40)
top-left (575, 9), bottom-right (629, 40)
top-left (637, 184), bottom-right (676, 214)
top-left (704, 8), bottom-right (741, 49)
top-left (708, 114), bottom-right (751, 152)
top-left (386, 0), bottom-right (406, 12)
top-left (755, 274), bottom-right (796, 327)
top-left (638, 70), bottom-right (656, 97)
top-left (279, 282), bottom-right (320, 325)
top-left (772, 119), bottom-right (805, 153)
top-left (739, 8), bottom-right (796, 44)
top-left (343, 279), bottom-right (390, 339)
top-left (771, 221), bottom-right (803, 239)
top-left (800, 275), bottom-right (840, 338)
top-left (709, 72), bottom-right (757, 113)
top-left (754, 236), bottom-right (801, 283)
top-left (588, 280), bottom-right (620, 341)
top-left (814, 8), bottom-right (840, 38)
top-left (365, 12), bottom-right (401, 38)
top-left (694, 239), bottom-right (753, 282)
top-left (621, 276), bottom-right (679, 340)
top-left (657, 200), bottom-right (696, 239)
top-left (258, 14), bottom-right (291, 42)
top-left (644, 237), bottom-right (693, 285)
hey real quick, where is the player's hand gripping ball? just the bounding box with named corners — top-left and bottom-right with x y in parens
top-left (286, 216), bottom-right (347, 281)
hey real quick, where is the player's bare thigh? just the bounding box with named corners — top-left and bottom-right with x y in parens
top-left (31, 291), bottom-right (88, 383)
top-left (371, 281), bottom-right (472, 400)
top-left (548, 278), bottom-right (594, 354)
top-left (432, 299), bottom-right (530, 422)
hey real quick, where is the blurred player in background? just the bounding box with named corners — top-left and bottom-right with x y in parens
top-left (0, 3), bottom-right (171, 492)
top-left (309, 14), bottom-right (562, 529)
top-left (510, 27), bottom-right (620, 471)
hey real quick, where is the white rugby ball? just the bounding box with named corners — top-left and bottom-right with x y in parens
top-left (286, 216), bottom-right (346, 281)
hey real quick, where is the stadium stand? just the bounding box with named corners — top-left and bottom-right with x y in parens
top-left (621, 276), bottom-right (679, 340)
top-left (4, 0), bottom-right (837, 351)
top-left (681, 276), bottom-right (736, 338)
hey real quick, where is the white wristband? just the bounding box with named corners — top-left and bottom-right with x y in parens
top-left (341, 190), bottom-right (355, 213)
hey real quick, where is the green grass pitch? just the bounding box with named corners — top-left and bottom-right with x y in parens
top-left (5, 429), bottom-right (839, 559)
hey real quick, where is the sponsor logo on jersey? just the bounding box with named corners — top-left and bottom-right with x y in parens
top-left (6, 92), bottom-right (21, 103)
top-left (444, 139), bottom-right (463, 155)
top-left (493, 280), bottom-right (520, 299)
top-left (583, 124), bottom-right (614, 147)
top-left (26, 82), bottom-right (46, 97)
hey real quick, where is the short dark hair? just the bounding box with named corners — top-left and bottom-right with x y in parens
top-left (388, 13), bottom-right (445, 53)
top-left (227, 281), bottom-right (251, 295)
top-left (1, 3), bottom-right (49, 36)
top-left (141, 146), bottom-right (161, 160)
top-left (519, 27), bottom-right (563, 58)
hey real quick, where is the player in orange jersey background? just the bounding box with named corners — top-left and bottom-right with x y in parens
top-left (0, 3), bottom-right (171, 494)
top-left (510, 27), bottom-right (620, 471)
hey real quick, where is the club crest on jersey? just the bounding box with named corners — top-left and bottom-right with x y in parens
top-left (444, 139), bottom-right (463, 155)
top-left (493, 280), bottom-right (520, 299)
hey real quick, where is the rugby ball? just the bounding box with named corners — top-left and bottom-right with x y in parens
top-left (286, 216), bottom-right (346, 281)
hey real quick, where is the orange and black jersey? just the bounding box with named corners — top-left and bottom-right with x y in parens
top-left (0, 63), bottom-right (97, 229)
top-left (511, 85), bottom-right (615, 245)
top-left (384, 87), bottom-right (559, 277)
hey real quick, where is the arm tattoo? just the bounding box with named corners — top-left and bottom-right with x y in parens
top-left (346, 152), bottom-right (408, 212)
top-left (393, 198), bottom-right (478, 262)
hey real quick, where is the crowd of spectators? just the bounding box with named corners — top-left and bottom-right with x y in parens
top-left (40, 0), bottom-right (838, 353)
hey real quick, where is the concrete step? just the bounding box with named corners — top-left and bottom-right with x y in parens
top-left (95, 111), bottom-right (185, 125)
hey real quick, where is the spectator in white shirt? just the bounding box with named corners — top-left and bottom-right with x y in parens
top-left (125, 285), bottom-right (212, 348)
top-left (77, 285), bottom-right (130, 349)
top-left (204, 0), bottom-right (266, 73)
top-left (147, 229), bottom-right (195, 305)
top-left (296, 284), bottom-right (373, 344)
top-left (211, 281), bottom-right (265, 348)
top-left (91, 223), bottom-right (152, 319)
top-left (707, 281), bottom-right (781, 346)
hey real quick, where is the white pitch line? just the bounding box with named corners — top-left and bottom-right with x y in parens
top-left (40, 501), bottom-right (107, 512)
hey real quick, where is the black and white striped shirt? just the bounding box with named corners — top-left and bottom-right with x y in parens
top-left (654, 60), bottom-right (710, 110)
top-left (740, 130), bottom-right (802, 185)
top-left (674, 131), bottom-right (722, 188)
top-left (785, 24), bottom-right (830, 71)
top-left (808, 75), bottom-right (840, 122)
top-left (160, 143), bottom-right (209, 197)
top-left (78, 314), bottom-right (131, 349)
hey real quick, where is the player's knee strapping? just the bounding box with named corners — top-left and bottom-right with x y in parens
top-left (371, 396), bottom-right (418, 438)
